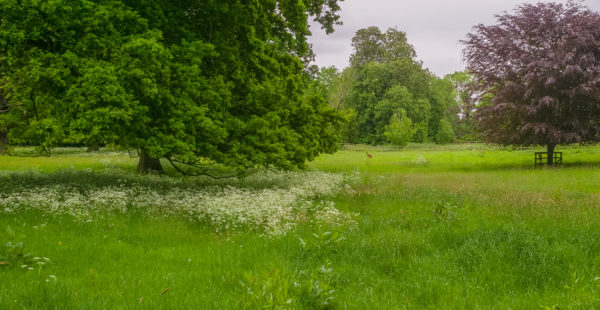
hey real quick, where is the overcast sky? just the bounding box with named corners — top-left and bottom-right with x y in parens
top-left (308, 0), bottom-right (600, 77)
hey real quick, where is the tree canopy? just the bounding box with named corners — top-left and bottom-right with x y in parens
top-left (335, 26), bottom-right (457, 145)
top-left (446, 71), bottom-right (478, 141)
top-left (350, 27), bottom-right (416, 68)
top-left (463, 2), bottom-right (600, 163)
top-left (0, 0), bottom-right (344, 173)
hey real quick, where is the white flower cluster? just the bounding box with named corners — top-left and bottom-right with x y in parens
top-left (412, 155), bottom-right (428, 165)
top-left (312, 200), bottom-right (358, 228)
top-left (0, 170), bottom-right (356, 236)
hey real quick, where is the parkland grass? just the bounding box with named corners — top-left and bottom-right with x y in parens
top-left (2, 144), bottom-right (600, 309)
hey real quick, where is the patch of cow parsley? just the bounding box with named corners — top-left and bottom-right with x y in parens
top-left (0, 170), bottom-right (357, 236)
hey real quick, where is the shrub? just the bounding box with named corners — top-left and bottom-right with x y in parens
top-left (435, 118), bottom-right (455, 144)
top-left (384, 110), bottom-right (416, 146)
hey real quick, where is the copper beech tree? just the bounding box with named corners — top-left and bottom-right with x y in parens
top-left (462, 2), bottom-right (600, 165)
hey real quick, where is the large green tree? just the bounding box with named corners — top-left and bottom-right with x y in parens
top-left (339, 26), bottom-right (457, 145)
top-left (0, 0), bottom-right (344, 173)
top-left (349, 27), bottom-right (416, 67)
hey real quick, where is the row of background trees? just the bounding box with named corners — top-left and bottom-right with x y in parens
top-left (317, 1), bottom-right (600, 170)
top-left (310, 27), bottom-right (478, 147)
top-left (313, 1), bottom-right (600, 159)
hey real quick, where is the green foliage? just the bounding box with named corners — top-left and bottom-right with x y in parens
top-left (236, 262), bottom-right (336, 310)
top-left (446, 71), bottom-right (478, 140)
top-left (327, 67), bottom-right (356, 111)
top-left (375, 85), bottom-right (417, 140)
top-left (337, 26), bottom-right (459, 145)
top-left (296, 260), bottom-right (336, 309)
top-left (412, 121), bottom-right (429, 143)
top-left (299, 228), bottom-right (346, 259)
top-left (339, 108), bottom-right (359, 143)
top-left (454, 122), bottom-right (480, 142)
top-left (346, 58), bottom-right (432, 144)
top-left (0, 226), bottom-right (34, 268)
top-left (384, 110), bottom-right (415, 146)
top-left (0, 0), bottom-right (343, 172)
top-left (433, 200), bottom-right (460, 222)
top-left (428, 77), bottom-right (458, 141)
top-left (435, 118), bottom-right (455, 144)
top-left (350, 27), bottom-right (416, 67)
top-left (237, 228), bottom-right (343, 309)
top-left (237, 269), bottom-right (294, 309)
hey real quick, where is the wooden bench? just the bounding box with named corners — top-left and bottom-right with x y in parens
top-left (534, 152), bottom-right (562, 166)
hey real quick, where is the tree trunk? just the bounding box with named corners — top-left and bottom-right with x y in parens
top-left (137, 149), bottom-right (163, 173)
top-left (0, 131), bottom-right (8, 155)
top-left (546, 143), bottom-right (556, 166)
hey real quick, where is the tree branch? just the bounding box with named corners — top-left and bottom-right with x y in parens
top-left (166, 157), bottom-right (242, 179)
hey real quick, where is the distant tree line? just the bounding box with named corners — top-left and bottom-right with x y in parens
top-left (313, 26), bottom-right (478, 146)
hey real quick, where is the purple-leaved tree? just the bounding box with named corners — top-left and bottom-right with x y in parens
top-left (462, 2), bottom-right (600, 165)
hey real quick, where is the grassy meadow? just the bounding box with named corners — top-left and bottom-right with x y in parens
top-left (2, 144), bottom-right (600, 308)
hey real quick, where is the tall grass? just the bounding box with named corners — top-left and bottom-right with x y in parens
top-left (2, 145), bottom-right (600, 308)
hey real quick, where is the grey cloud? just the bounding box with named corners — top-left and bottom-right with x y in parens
top-left (308, 0), bottom-right (600, 77)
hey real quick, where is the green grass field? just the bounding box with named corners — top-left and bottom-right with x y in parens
top-left (2, 144), bottom-right (600, 309)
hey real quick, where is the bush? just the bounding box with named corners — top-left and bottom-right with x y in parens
top-left (435, 118), bottom-right (455, 144)
top-left (384, 111), bottom-right (415, 146)
top-left (412, 121), bottom-right (429, 143)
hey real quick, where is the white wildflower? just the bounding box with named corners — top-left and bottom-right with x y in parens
top-left (413, 155), bottom-right (427, 165)
top-left (0, 170), bottom-right (358, 236)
